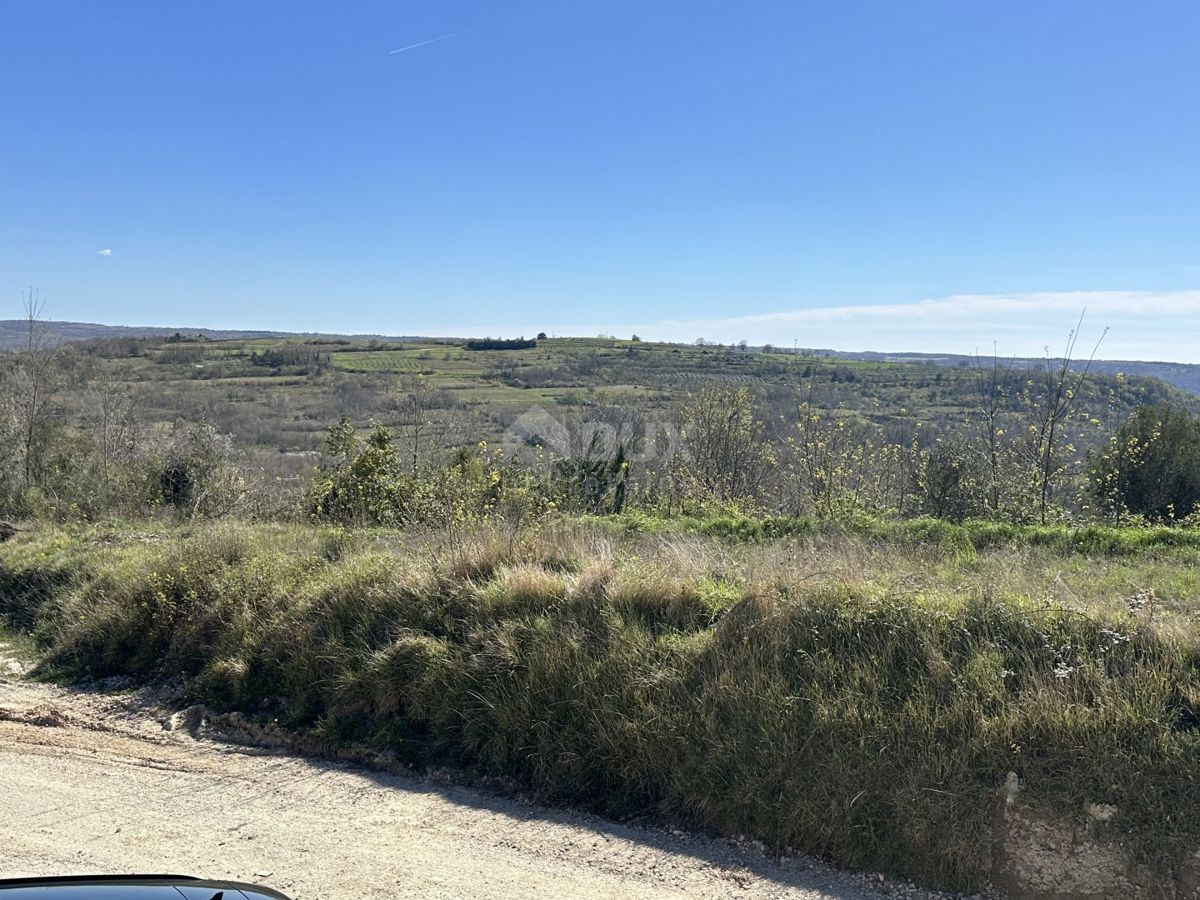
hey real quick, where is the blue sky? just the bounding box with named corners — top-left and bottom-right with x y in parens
top-left (4, 1), bottom-right (1200, 359)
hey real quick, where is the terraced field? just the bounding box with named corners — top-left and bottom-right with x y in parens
top-left (54, 334), bottom-right (1192, 477)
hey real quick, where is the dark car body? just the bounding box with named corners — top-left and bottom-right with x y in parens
top-left (0, 875), bottom-right (291, 899)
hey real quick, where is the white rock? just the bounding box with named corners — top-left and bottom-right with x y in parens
top-left (1003, 771), bottom-right (1021, 801)
top-left (1087, 803), bottom-right (1118, 822)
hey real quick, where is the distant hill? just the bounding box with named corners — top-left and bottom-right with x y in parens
top-left (4, 320), bottom-right (1200, 397)
top-left (0, 320), bottom-right (433, 350)
top-left (796, 348), bottom-right (1200, 397)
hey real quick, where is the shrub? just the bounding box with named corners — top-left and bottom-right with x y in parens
top-left (553, 432), bottom-right (629, 515)
top-left (913, 439), bottom-right (984, 523)
top-left (145, 421), bottom-right (245, 518)
top-left (309, 419), bottom-right (422, 526)
top-left (1089, 404), bottom-right (1200, 521)
top-left (676, 386), bottom-right (773, 505)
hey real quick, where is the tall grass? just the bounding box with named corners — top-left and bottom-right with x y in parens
top-left (2, 520), bottom-right (1199, 890)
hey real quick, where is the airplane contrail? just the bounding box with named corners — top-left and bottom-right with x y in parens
top-left (389, 31), bottom-right (463, 54)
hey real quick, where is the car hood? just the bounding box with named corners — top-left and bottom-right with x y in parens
top-left (0, 875), bottom-right (290, 899)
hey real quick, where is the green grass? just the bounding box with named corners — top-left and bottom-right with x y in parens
top-left (2, 520), bottom-right (1200, 890)
top-left (610, 511), bottom-right (1200, 557)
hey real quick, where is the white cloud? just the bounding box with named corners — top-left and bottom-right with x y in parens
top-left (96, 248), bottom-right (112, 256)
top-left (629, 291), bottom-right (1200, 361)
top-left (460, 290), bottom-right (1200, 363)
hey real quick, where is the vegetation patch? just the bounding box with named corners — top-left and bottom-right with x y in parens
top-left (606, 510), bottom-right (1200, 557)
top-left (3, 522), bottom-right (1199, 891)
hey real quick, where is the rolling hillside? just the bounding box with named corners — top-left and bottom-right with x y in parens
top-left (18, 331), bottom-right (1190, 484)
top-left (7, 319), bottom-right (1199, 396)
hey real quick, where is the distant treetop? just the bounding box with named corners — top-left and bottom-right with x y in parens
top-left (463, 337), bottom-right (537, 351)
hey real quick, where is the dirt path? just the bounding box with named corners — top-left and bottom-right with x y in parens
top-left (0, 641), bottom-right (935, 900)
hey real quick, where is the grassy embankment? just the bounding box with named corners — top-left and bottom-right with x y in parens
top-left (1, 517), bottom-right (1199, 890)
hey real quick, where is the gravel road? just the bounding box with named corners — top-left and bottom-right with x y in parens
top-left (0, 640), bottom-right (951, 900)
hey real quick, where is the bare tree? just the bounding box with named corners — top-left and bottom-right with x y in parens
top-left (1030, 311), bottom-right (1107, 524)
top-left (9, 289), bottom-right (59, 488)
top-left (972, 344), bottom-right (1016, 515)
top-left (395, 374), bottom-right (438, 474)
top-left (83, 367), bottom-right (140, 502)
